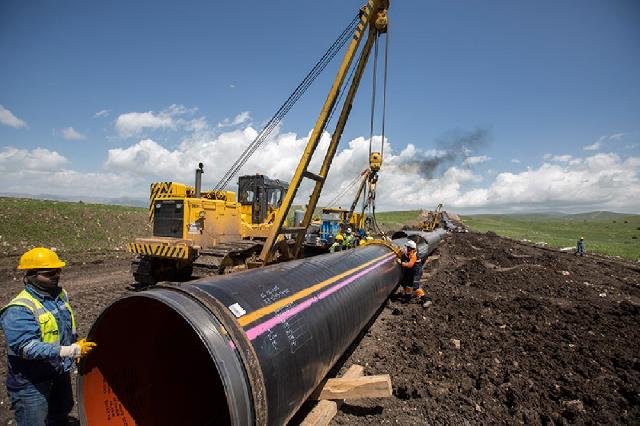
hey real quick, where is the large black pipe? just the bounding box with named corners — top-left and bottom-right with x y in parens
top-left (78, 243), bottom-right (402, 425)
top-left (391, 229), bottom-right (446, 260)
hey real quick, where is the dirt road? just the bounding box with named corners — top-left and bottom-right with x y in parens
top-left (1, 232), bottom-right (639, 424)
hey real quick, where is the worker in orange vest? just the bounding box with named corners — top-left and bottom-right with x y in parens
top-left (399, 240), bottom-right (432, 308)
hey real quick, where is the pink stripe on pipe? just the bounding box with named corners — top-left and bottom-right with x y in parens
top-left (245, 254), bottom-right (396, 341)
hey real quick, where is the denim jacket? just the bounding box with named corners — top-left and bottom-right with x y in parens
top-left (0, 284), bottom-right (76, 390)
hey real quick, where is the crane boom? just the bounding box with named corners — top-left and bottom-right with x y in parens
top-left (257, 0), bottom-right (390, 265)
top-left (344, 170), bottom-right (370, 227)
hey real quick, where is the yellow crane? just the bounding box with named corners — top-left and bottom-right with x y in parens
top-left (419, 203), bottom-right (444, 232)
top-left (127, 0), bottom-right (391, 286)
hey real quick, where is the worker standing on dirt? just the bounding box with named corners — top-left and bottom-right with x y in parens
top-left (399, 241), bottom-right (432, 307)
top-left (0, 248), bottom-right (96, 426)
top-left (576, 236), bottom-right (585, 257)
top-left (330, 234), bottom-right (344, 253)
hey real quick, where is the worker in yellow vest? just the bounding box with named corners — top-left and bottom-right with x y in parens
top-left (0, 248), bottom-right (96, 425)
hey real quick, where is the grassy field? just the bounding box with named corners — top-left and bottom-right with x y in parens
top-left (1, 197), bottom-right (638, 262)
top-left (0, 197), bottom-right (149, 260)
top-left (462, 213), bottom-right (640, 260)
top-left (373, 210), bottom-right (423, 230)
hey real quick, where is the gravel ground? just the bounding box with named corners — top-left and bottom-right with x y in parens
top-left (1, 232), bottom-right (639, 425)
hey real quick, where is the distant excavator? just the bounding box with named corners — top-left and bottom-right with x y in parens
top-left (419, 203), bottom-right (444, 232)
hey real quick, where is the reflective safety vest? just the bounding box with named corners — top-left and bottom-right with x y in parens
top-left (2, 289), bottom-right (76, 344)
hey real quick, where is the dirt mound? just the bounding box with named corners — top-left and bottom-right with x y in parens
top-left (332, 232), bottom-right (640, 425)
top-left (1, 233), bottom-right (639, 424)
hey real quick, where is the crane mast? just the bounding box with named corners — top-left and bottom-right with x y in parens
top-left (257, 0), bottom-right (390, 265)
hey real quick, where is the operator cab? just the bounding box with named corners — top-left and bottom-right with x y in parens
top-left (238, 175), bottom-right (289, 224)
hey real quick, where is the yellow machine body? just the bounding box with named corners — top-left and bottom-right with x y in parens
top-left (321, 207), bottom-right (366, 231)
top-left (419, 203), bottom-right (444, 232)
top-left (127, 176), bottom-right (288, 284)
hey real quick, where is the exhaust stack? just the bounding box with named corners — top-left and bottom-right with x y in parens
top-left (195, 162), bottom-right (204, 198)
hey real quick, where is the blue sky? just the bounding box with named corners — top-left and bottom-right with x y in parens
top-left (1, 0), bottom-right (639, 213)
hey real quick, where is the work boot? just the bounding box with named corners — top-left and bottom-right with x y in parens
top-left (420, 296), bottom-right (433, 308)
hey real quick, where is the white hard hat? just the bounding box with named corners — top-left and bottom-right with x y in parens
top-left (405, 240), bottom-right (417, 250)
top-left (346, 227), bottom-right (352, 233)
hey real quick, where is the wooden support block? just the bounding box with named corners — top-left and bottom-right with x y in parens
top-left (314, 375), bottom-right (392, 400)
top-left (300, 400), bottom-right (338, 426)
top-left (301, 365), bottom-right (364, 426)
top-left (426, 255), bottom-right (440, 263)
top-left (307, 365), bottom-right (364, 401)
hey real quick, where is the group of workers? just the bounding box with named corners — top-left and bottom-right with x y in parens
top-left (0, 248), bottom-right (96, 425)
top-left (330, 228), bottom-right (433, 308)
top-left (329, 227), bottom-right (369, 252)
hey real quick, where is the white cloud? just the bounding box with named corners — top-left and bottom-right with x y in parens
top-left (229, 84), bottom-right (236, 89)
top-left (584, 133), bottom-right (626, 151)
top-left (511, 159), bottom-right (521, 164)
top-left (217, 111), bottom-right (251, 128)
top-left (2, 116), bottom-right (639, 214)
top-left (609, 133), bottom-right (626, 141)
top-left (0, 105), bottom-right (27, 128)
top-left (0, 147), bottom-right (68, 172)
top-left (463, 155), bottom-right (491, 166)
top-left (94, 109), bottom-right (110, 118)
top-left (0, 148), bottom-right (144, 199)
top-left (0, 168), bottom-right (140, 199)
top-left (583, 141), bottom-right (602, 151)
top-left (454, 153), bottom-right (640, 212)
top-left (115, 104), bottom-right (197, 138)
top-left (61, 127), bottom-right (86, 140)
top-left (546, 154), bottom-right (572, 163)
top-left (115, 112), bottom-right (174, 138)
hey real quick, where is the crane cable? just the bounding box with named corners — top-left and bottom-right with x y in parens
top-left (366, 30), bottom-right (389, 236)
top-left (368, 34), bottom-right (378, 160)
top-left (324, 170), bottom-right (363, 208)
top-left (214, 14), bottom-right (360, 191)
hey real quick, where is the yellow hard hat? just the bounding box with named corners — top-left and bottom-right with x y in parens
top-left (18, 248), bottom-right (66, 270)
top-left (580, 236), bottom-right (584, 240)
top-left (336, 234), bottom-right (344, 241)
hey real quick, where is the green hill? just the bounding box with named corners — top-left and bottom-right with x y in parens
top-left (0, 197), bottom-right (149, 262)
top-left (462, 213), bottom-right (640, 260)
top-left (2, 197), bottom-right (638, 262)
top-left (372, 210), bottom-right (423, 229)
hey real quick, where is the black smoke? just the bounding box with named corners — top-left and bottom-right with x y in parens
top-left (397, 128), bottom-right (490, 179)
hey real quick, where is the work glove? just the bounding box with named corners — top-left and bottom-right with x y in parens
top-left (396, 258), bottom-right (402, 265)
top-left (76, 339), bottom-right (97, 357)
top-left (59, 344), bottom-right (82, 358)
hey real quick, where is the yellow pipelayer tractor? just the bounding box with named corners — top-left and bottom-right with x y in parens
top-left (127, 0), bottom-right (390, 286)
top-left (419, 203), bottom-right (444, 232)
top-left (128, 169), bottom-right (289, 285)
